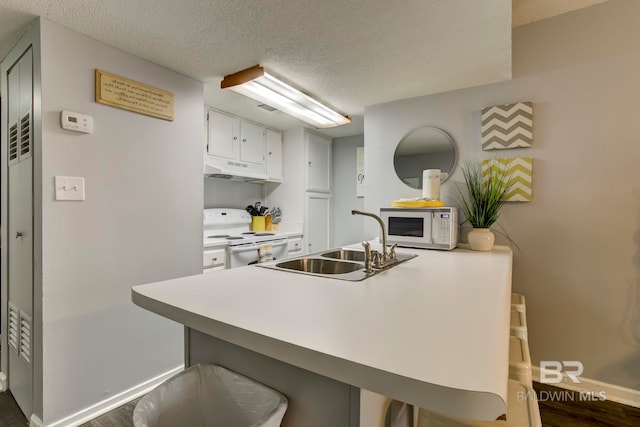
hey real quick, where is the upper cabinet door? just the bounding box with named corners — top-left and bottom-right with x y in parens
top-left (266, 129), bottom-right (283, 181)
top-left (207, 110), bottom-right (238, 160)
top-left (305, 132), bottom-right (331, 193)
top-left (239, 120), bottom-right (266, 164)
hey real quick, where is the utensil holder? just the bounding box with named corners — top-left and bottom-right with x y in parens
top-left (252, 216), bottom-right (266, 232)
top-left (265, 215), bottom-right (273, 231)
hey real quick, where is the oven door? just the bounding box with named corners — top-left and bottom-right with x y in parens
top-left (228, 238), bottom-right (288, 269)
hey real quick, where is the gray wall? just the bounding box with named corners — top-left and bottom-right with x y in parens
top-left (204, 178), bottom-right (264, 209)
top-left (332, 135), bottom-right (364, 247)
top-left (39, 19), bottom-right (203, 423)
top-left (364, 0), bottom-right (640, 390)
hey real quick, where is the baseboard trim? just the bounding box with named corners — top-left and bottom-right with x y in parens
top-left (30, 414), bottom-right (43, 427)
top-left (532, 366), bottom-right (640, 408)
top-left (47, 365), bottom-right (184, 427)
top-left (0, 372), bottom-right (7, 391)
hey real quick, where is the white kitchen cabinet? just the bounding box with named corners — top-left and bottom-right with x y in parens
top-left (206, 108), bottom-right (288, 181)
top-left (203, 247), bottom-right (227, 273)
top-left (287, 236), bottom-right (303, 257)
top-left (266, 129), bottom-right (283, 182)
top-left (207, 109), bottom-right (238, 160)
top-left (239, 120), bottom-right (266, 164)
top-left (207, 109), bottom-right (265, 165)
top-left (305, 131), bottom-right (331, 193)
top-left (266, 128), bottom-right (332, 252)
top-left (305, 193), bottom-right (331, 253)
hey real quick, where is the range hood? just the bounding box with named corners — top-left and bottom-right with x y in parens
top-left (204, 157), bottom-right (270, 182)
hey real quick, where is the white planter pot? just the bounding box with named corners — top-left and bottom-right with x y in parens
top-left (467, 228), bottom-right (495, 251)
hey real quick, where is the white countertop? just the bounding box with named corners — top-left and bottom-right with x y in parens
top-left (132, 245), bottom-right (512, 420)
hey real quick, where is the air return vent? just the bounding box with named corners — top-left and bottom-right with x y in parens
top-left (8, 123), bottom-right (18, 162)
top-left (20, 312), bottom-right (32, 364)
top-left (257, 104), bottom-right (278, 112)
top-left (20, 112), bottom-right (31, 158)
top-left (8, 303), bottom-right (19, 353)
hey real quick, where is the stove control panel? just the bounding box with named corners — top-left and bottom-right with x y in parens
top-left (204, 208), bottom-right (251, 226)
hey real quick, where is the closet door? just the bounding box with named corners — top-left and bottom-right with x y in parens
top-left (6, 47), bottom-right (34, 419)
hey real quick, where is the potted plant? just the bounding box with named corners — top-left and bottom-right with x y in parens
top-left (458, 159), bottom-right (512, 251)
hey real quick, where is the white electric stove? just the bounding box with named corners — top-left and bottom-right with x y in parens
top-left (203, 208), bottom-right (289, 269)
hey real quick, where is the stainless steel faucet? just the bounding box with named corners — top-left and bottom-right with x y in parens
top-left (351, 210), bottom-right (397, 269)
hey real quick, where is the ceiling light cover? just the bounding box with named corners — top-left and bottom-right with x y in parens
top-left (221, 65), bottom-right (351, 128)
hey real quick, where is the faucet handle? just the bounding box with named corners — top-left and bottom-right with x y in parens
top-left (389, 243), bottom-right (398, 260)
top-left (371, 250), bottom-right (381, 267)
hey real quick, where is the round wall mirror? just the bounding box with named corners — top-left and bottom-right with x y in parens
top-left (393, 126), bottom-right (457, 189)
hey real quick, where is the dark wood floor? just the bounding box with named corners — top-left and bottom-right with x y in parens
top-left (533, 382), bottom-right (640, 427)
top-left (1, 384), bottom-right (639, 426)
top-left (0, 392), bottom-right (26, 427)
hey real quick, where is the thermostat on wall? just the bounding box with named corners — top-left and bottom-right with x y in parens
top-left (60, 110), bottom-right (93, 134)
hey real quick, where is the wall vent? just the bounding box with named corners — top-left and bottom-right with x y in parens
top-left (19, 312), bottom-right (32, 364)
top-left (9, 123), bottom-right (18, 163)
top-left (19, 112), bottom-right (31, 159)
top-left (257, 104), bottom-right (278, 112)
top-left (8, 303), bottom-right (19, 353)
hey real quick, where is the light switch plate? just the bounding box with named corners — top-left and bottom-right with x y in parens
top-left (55, 176), bottom-right (85, 201)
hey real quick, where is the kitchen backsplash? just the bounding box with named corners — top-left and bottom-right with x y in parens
top-left (204, 178), bottom-right (264, 209)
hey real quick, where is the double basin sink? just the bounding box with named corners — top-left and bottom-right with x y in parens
top-left (257, 248), bottom-right (417, 281)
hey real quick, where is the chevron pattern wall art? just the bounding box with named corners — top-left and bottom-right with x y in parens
top-left (482, 157), bottom-right (533, 202)
top-left (481, 102), bottom-right (533, 150)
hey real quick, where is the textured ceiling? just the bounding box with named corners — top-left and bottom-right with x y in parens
top-left (0, 0), bottom-right (610, 137)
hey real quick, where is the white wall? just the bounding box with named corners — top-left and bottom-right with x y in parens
top-left (332, 135), bottom-right (364, 246)
top-left (364, 0), bottom-right (640, 391)
top-left (39, 19), bottom-right (203, 424)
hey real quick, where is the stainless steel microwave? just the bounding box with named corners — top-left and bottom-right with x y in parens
top-left (379, 207), bottom-right (458, 250)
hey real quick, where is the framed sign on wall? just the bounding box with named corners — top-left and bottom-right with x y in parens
top-left (95, 69), bottom-right (174, 121)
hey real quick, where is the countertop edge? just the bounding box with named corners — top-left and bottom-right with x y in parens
top-left (131, 285), bottom-right (507, 420)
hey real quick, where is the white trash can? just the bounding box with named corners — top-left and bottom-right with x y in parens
top-left (133, 364), bottom-right (288, 427)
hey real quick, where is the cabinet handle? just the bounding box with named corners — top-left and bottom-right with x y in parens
top-left (233, 136), bottom-right (238, 140)
top-left (16, 231), bottom-right (23, 238)
top-left (242, 138), bottom-right (247, 142)
top-left (308, 161), bottom-right (312, 166)
top-left (268, 152), bottom-right (272, 155)
top-left (212, 257), bottom-right (217, 261)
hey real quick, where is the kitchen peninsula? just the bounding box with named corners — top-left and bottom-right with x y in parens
top-left (132, 245), bottom-right (512, 426)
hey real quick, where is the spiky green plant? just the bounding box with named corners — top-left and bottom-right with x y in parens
top-left (458, 160), bottom-right (512, 229)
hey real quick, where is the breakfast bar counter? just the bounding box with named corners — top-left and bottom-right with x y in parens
top-left (132, 245), bottom-right (512, 426)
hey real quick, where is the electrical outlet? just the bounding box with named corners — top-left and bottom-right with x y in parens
top-left (55, 176), bottom-right (85, 201)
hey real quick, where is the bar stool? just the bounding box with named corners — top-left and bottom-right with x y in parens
top-left (509, 336), bottom-right (532, 386)
top-left (510, 309), bottom-right (527, 340)
top-left (511, 293), bottom-right (526, 313)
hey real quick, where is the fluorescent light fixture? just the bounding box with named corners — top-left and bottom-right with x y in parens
top-left (221, 65), bottom-right (351, 128)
